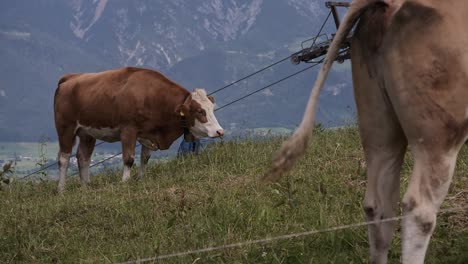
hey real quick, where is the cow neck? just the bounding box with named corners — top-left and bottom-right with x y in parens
top-left (180, 93), bottom-right (195, 142)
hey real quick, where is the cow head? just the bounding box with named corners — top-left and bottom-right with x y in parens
top-left (177, 89), bottom-right (224, 138)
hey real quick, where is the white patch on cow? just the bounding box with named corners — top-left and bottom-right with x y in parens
top-left (76, 122), bottom-right (120, 142)
top-left (189, 89), bottom-right (224, 138)
top-left (58, 152), bottom-right (71, 192)
top-left (79, 159), bottom-right (91, 185)
top-left (122, 165), bottom-right (131, 182)
top-left (138, 146), bottom-right (151, 179)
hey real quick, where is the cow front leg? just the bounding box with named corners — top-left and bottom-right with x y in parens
top-left (350, 35), bottom-right (408, 263)
top-left (360, 118), bottom-right (407, 264)
top-left (401, 147), bottom-right (459, 264)
top-left (77, 134), bottom-right (96, 188)
top-left (121, 128), bottom-right (137, 182)
top-left (138, 145), bottom-right (151, 179)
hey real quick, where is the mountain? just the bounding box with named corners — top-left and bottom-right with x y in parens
top-left (0, 0), bottom-right (355, 142)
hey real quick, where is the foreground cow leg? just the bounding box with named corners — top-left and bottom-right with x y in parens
top-left (121, 128), bottom-right (137, 182)
top-left (401, 147), bottom-right (458, 264)
top-left (362, 141), bottom-right (406, 264)
top-left (351, 33), bottom-right (407, 264)
top-left (138, 145), bottom-right (151, 179)
top-left (77, 134), bottom-right (96, 188)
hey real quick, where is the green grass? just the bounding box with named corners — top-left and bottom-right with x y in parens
top-left (0, 127), bottom-right (466, 263)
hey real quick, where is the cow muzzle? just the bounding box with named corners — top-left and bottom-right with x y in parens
top-left (191, 121), bottom-right (224, 139)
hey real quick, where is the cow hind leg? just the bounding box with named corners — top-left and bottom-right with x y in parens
top-left (401, 146), bottom-right (459, 264)
top-left (360, 125), bottom-right (406, 264)
top-left (351, 30), bottom-right (408, 263)
top-left (363, 138), bottom-right (406, 264)
top-left (138, 145), bottom-right (151, 179)
top-left (77, 133), bottom-right (96, 188)
top-left (121, 128), bottom-right (137, 182)
top-left (56, 125), bottom-right (76, 193)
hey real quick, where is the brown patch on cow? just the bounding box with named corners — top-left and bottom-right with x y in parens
top-left (391, 1), bottom-right (442, 32)
top-left (420, 59), bottom-right (449, 91)
top-left (363, 204), bottom-right (376, 220)
top-left (123, 157), bottom-right (134, 167)
top-left (190, 100), bottom-right (208, 124)
top-left (431, 107), bottom-right (467, 150)
top-left (178, 96), bottom-right (210, 127)
top-left (358, 3), bottom-right (388, 52)
top-left (354, 2), bottom-right (389, 77)
top-left (421, 222), bottom-right (433, 234)
top-left (403, 197), bottom-right (417, 213)
top-left (445, 119), bottom-right (468, 150)
top-left (414, 94), bottom-right (466, 150)
top-left (180, 99), bottom-right (208, 127)
top-left (208, 95), bottom-right (215, 104)
top-left (415, 216), bottom-right (434, 235)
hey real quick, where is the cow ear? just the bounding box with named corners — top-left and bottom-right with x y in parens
top-left (208, 95), bottom-right (215, 103)
top-left (176, 104), bottom-right (189, 117)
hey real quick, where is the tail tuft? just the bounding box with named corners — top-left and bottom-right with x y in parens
top-left (262, 132), bottom-right (310, 182)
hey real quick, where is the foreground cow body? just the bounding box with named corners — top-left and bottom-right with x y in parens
top-left (54, 67), bottom-right (223, 192)
top-left (266, 0), bottom-right (468, 263)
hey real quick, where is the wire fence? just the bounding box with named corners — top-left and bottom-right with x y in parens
top-left (17, 57), bottom-right (297, 180)
top-left (18, 141), bottom-right (106, 180)
top-left (17, 8), bottom-right (335, 180)
top-left (117, 205), bottom-right (468, 263)
top-left (18, 59), bottom-right (325, 180)
top-left (206, 9), bottom-right (332, 97)
top-left (64, 62), bottom-right (323, 177)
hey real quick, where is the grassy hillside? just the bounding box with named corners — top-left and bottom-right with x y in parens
top-left (0, 127), bottom-right (466, 263)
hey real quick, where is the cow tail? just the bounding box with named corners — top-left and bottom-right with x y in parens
top-left (264, 0), bottom-right (386, 181)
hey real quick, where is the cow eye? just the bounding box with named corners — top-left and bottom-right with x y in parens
top-left (197, 109), bottom-right (203, 114)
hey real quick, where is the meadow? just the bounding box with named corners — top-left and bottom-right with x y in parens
top-left (0, 127), bottom-right (466, 263)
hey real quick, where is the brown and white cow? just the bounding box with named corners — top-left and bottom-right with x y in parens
top-left (54, 67), bottom-right (224, 192)
top-left (265, 0), bottom-right (468, 263)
